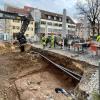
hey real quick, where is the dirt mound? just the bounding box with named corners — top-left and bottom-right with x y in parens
top-left (0, 42), bottom-right (13, 54)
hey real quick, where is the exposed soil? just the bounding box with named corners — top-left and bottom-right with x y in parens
top-left (0, 43), bottom-right (78, 100)
top-left (31, 47), bottom-right (96, 75)
top-left (0, 43), bottom-right (96, 100)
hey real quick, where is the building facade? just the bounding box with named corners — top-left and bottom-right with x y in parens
top-left (4, 5), bottom-right (76, 40)
top-left (5, 6), bottom-right (35, 39)
top-left (76, 23), bottom-right (84, 38)
top-left (39, 10), bottom-right (76, 36)
top-left (0, 19), bottom-right (11, 41)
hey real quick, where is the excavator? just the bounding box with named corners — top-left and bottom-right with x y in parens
top-left (0, 9), bottom-right (34, 52)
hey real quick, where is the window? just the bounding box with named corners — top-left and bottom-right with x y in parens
top-left (41, 21), bottom-right (46, 25)
top-left (13, 26), bottom-right (15, 29)
top-left (67, 19), bottom-right (71, 23)
top-left (0, 34), bottom-right (4, 40)
top-left (13, 26), bottom-right (20, 30)
top-left (54, 23), bottom-right (58, 26)
top-left (59, 18), bottom-right (62, 21)
top-left (48, 28), bottom-right (52, 32)
top-left (53, 29), bottom-right (59, 32)
top-left (13, 20), bottom-right (20, 23)
top-left (47, 22), bottom-right (52, 26)
top-left (16, 26), bottom-right (20, 30)
top-left (59, 24), bottom-right (62, 27)
top-left (48, 16), bottom-right (51, 19)
top-left (54, 17), bottom-right (56, 20)
top-left (68, 25), bottom-right (75, 28)
top-left (67, 19), bottom-right (69, 23)
top-left (40, 28), bottom-right (45, 33)
top-left (68, 30), bottom-right (75, 34)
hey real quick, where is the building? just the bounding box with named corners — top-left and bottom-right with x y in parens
top-left (39, 9), bottom-right (76, 36)
top-left (24, 6), bottom-right (76, 38)
top-left (4, 5), bottom-right (76, 40)
top-left (5, 6), bottom-right (35, 40)
top-left (0, 19), bottom-right (11, 41)
top-left (76, 23), bottom-right (84, 38)
top-left (77, 15), bottom-right (91, 39)
top-left (0, 19), bottom-right (5, 33)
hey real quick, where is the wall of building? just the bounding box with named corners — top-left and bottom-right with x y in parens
top-left (40, 19), bottom-right (76, 36)
top-left (5, 19), bottom-right (35, 39)
top-left (4, 5), bottom-right (35, 40)
top-left (0, 19), bottom-right (5, 33)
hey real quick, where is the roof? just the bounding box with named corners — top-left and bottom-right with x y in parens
top-left (6, 5), bottom-right (75, 24)
top-left (40, 10), bottom-right (75, 24)
top-left (24, 6), bottom-right (75, 24)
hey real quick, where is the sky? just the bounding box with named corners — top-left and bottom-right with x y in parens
top-left (0, 0), bottom-right (80, 21)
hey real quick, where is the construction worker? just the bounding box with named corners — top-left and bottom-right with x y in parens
top-left (51, 33), bottom-right (54, 48)
top-left (41, 34), bottom-right (46, 49)
top-left (96, 35), bottom-right (100, 42)
top-left (96, 35), bottom-right (100, 46)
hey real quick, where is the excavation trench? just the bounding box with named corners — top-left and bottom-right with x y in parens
top-left (0, 43), bottom-right (96, 100)
top-left (31, 47), bottom-right (96, 74)
top-left (0, 51), bottom-right (79, 100)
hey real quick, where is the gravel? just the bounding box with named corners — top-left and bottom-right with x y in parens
top-left (79, 69), bottom-right (99, 94)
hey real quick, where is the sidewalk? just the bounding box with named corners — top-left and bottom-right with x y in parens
top-left (32, 43), bottom-right (100, 66)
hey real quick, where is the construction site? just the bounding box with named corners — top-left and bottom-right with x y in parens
top-left (0, 42), bottom-right (97, 100)
top-left (0, 1), bottom-right (100, 99)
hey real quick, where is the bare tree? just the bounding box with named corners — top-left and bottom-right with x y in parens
top-left (77, 0), bottom-right (100, 36)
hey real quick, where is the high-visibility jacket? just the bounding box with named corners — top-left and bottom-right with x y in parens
top-left (96, 35), bottom-right (100, 42)
top-left (51, 35), bottom-right (54, 48)
top-left (42, 36), bottom-right (46, 45)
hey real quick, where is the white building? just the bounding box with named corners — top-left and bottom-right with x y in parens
top-left (2, 5), bottom-right (76, 40)
top-left (39, 10), bottom-right (76, 36)
top-left (24, 6), bottom-right (76, 37)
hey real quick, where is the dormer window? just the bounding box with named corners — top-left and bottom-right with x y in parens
top-left (67, 19), bottom-right (71, 23)
top-left (66, 19), bottom-right (69, 23)
top-left (48, 16), bottom-right (51, 19)
top-left (59, 18), bottom-right (62, 21)
top-left (54, 17), bottom-right (56, 20)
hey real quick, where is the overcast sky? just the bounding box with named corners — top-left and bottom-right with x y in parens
top-left (0, 0), bottom-right (83, 21)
